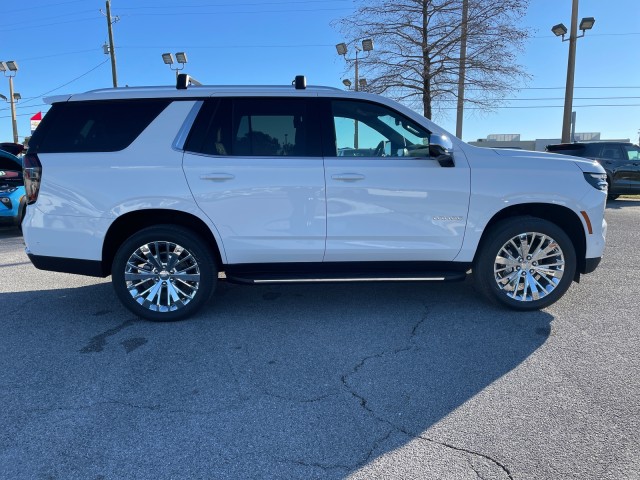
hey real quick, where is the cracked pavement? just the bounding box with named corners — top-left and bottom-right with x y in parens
top-left (1, 198), bottom-right (639, 479)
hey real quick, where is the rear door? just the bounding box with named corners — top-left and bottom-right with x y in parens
top-left (322, 98), bottom-right (470, 262)
top-left (595, 143), bottom-right (633, 191)
top-left (182, 97), bottom-right (327, 264)
top-left (620, 144), bottom-right (640, 192)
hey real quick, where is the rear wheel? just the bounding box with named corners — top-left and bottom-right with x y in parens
top-left (112, 225), bottom-right (216, 321)
top-left (473, 217), bottom-right (576, 310)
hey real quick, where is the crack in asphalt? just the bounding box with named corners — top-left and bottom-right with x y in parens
top-left (261, 391), bottom-right (340, 404)
top-left (79, 320), bottom-right (136, 353)
top-left (339, 305), bottom-right (514, 480)
top-left (418, 435), bottom-right (513, 480)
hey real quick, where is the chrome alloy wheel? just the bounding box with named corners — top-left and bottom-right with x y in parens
top-left (493, 232), bottom-right (565, 302)
top-left (124, 241), bottom-right (201, 313)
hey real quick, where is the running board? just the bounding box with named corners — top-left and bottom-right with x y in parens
top-left (225, 271), bottom-right (467, 285)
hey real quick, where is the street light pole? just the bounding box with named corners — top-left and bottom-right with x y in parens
top-left (553, 1), bottom-right (594, 143)
top-left (8, 76), bottom-right (18, 144)
top-left (562, 0), bottom-right (579, 143)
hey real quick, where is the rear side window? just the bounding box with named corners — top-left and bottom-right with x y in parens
top-left (185, 97), bottom-right (322, 157)
top-left (29, 100), bottom-right (170, 153)
top-left (581, 143), bottom-right (603, 157)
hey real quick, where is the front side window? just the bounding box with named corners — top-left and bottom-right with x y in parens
top-left (623, 145), bottom-right (640, 161)
top-left (600, 145), bottom-right (624, 160)
top-left (185, 97), bottom-right (322, 157)
top-left (331, 100), bottom-right (431, 157)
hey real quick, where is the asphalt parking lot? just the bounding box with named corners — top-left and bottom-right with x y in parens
top-left (1, 199), bottom-right (639, 480)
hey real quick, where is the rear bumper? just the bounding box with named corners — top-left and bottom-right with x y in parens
top-left (26, 250), bottom-right (107, 277)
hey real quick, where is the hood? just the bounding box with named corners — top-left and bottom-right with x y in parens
top-left (491, 148), bottom-right (605, 174)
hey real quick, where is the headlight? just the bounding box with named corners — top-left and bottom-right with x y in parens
top-left (583, 173), bottom-right (607, 191)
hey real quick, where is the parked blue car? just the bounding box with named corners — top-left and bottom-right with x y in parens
top-left (0, 149), bottom-right (26, 228)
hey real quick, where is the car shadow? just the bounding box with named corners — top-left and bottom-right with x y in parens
top-left (1, 278), bottom-right (552, 478)
top-left (0, 225), bottom-right (22, 239)
top-left (606, 197), bottom-right (640, 209)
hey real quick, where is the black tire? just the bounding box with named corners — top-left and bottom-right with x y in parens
top-left (606, 178), bottom-right (619, 200)
top-left (112, 225), bottom-right (217, 321)
top-left (473, 217), bottom-right (576, 311)
top-left (15, 200), bottom-right (26, 230)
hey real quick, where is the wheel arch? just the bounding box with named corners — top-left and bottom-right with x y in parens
top-left (473, 203), bottom-right (587, 276)
top-left (102, 209), bottom-right (224, 276)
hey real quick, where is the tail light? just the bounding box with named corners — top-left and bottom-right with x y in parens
top-left (23, 153), bottom-right (42, 205)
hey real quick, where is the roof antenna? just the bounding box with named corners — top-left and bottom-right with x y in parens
top-left (293, 75), bottom-right (306, 90)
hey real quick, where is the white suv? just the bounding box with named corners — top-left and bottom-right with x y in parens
top-left (22, 76), bottom-right (608, 321)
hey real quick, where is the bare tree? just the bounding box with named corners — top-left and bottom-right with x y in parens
top-left (333, 0), bottom-right (531, 120)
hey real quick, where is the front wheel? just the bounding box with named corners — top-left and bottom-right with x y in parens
top-left (112, 225), bottom-right (217, 321)
top-left (473, 217), bottom-right (576, 311)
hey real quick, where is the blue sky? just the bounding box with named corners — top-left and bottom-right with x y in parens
top-left (1, 0), bottom-right (639, 144)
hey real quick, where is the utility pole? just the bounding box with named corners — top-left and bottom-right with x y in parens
top-left (455, 0), bottom-right (469, 139)
top-left (105, 0), bottom-right (118, 87)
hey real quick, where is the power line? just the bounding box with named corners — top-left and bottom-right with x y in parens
top-left (117, 0), bottom-right (350, 9)
top-left (0, 15), bottom-right (102, 32)
top-left (121, 6), bottom-right (353, 16)
top-left (4, 0), bottom-right (87, 14)
top-left (531, 32), bottom-right (640, 39)
top-left (441, 104), bottom-right (640, 110)
top-left (119, 44), bottom-right (333, 49)
top-left (19, 49), bottom-right (100, 62)
top-left (501, 96), bottom-right (640, 101)
top-left (18, 59), bottom-right (110, 108)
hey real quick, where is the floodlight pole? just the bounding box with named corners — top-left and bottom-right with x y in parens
top-left (337, 40), bottom-right (373, 149)
top-left (561, 0), bottom-right (579, 143)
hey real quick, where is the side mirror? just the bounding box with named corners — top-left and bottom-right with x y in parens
top-left (429, 134), bottom-right (454, 167)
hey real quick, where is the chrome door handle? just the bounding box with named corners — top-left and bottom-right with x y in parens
top-left (331, 173), bottom-right (365, 182)
top-left (201, 173), bottom-right (235, 181)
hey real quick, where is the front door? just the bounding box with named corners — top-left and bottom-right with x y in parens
top-left (323, 99), bottom-right (470, 262)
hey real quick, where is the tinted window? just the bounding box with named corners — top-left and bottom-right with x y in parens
top-left (583, 144), bottom-right (603, 157)
top-left (0, 152), bottom-right (21, 171)
top-left (600, 144), bottom-right (623, 160)
top-left (624, 145), bottom-right (640, 160)
top-left (0, 151), bottom-right (23, 184)
top-left (546, 144), bottom-right (586, 157)
top-left (185, 97), bottom-right (322, 157)
top-left (330, 100), bottom-right (431, 157)
top-left (29, 100), bottom-right (170, 153)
